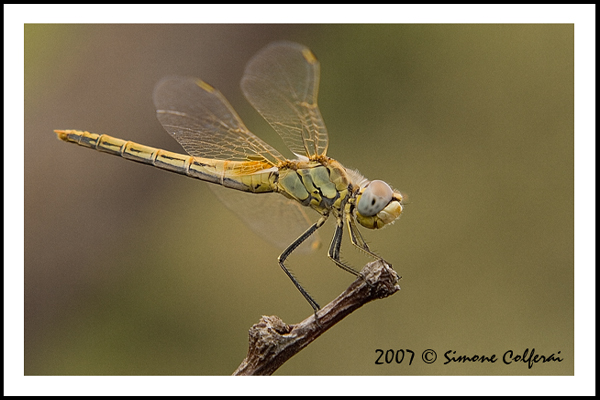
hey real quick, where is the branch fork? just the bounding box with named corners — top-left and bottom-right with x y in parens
top-left (233, 260), bottom-right (400, 375)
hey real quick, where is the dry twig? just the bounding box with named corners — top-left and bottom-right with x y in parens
top-left (233, 260), bottom-right (400, 375)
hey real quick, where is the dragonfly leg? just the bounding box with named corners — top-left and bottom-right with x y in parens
top-left (327, 216), bottom-right (362, 277)
top-left (278, 215), bottom-right (328, 312)
top-left (346, 213), bottom-right (384, 260)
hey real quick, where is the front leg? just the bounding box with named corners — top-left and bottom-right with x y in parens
top-left (345, 207), bottom-right (385, 262)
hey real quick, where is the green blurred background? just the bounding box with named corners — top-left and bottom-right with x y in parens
top-left (25, 24), bottom-right (573, 375)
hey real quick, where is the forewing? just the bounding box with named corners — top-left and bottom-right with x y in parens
top-left (241, 41), bottom-right (329, 158)
top-left (153, 76), bottom-right (284, 165)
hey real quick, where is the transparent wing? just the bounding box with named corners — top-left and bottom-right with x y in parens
top-left (241, 41), bottom-right (329, 158)
top-left (209, 185), bottom-right (321, 254)
top-left (153, 76), bottom-right (285, 165)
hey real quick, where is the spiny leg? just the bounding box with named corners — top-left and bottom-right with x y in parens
top-left (344, 214), bottom-right (385, 287)
top-left (345, 213), bottom-right (382, 260)
top-left (278, 215), bottom-right (328, 313)
top-left (327, 215), bottom-right (362, 277)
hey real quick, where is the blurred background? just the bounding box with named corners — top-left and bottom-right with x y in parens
top-left (24, 24), bottom-right (573, 375)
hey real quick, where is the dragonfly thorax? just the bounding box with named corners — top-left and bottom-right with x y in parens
top-left (276, 159), bottom-right (351, 215)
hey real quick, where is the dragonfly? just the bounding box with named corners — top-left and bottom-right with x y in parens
top-left (55, 41), bottom-right (404, 314)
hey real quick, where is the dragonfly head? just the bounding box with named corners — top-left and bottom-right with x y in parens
top-left (355, 180), bottom-right (404, 229)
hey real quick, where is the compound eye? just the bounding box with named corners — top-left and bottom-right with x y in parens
top-left (357, 180), bottom-right (393, 217)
